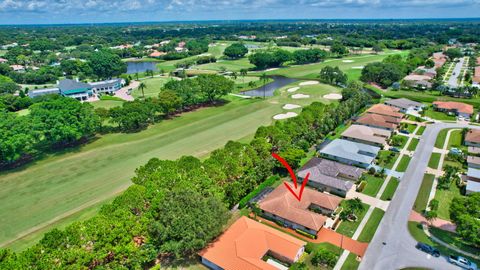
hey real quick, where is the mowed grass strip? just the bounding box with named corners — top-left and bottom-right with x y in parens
top-left (416, 126), bottom-right (426, 136)
top-left (434, 128), bottom-right (450, 148)
top-left (361, 175), bottom-right (384, 197)
top-left (396, 155), bottom-right (411, 172)
top-left (428, 153), bottom-right (442, 169)
top-left (0, 97), bottom-right (283, 248)
top-left (407, 138), bottom-right (419, 152)
top-left (341, 252), bottom-right (360, 270)
top-left (380, 178), bottom-right (399, 201)
top-left (357, 208), bottom-right (385, 242)
top-left (413, 174), bottom-right (435, 213)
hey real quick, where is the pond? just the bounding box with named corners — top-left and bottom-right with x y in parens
top-left (241, 75), bottom-right (298, 97)
top-left (126, 61), bottom-right (158, 74)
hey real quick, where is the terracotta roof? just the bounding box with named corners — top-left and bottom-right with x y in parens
top-left (341, 124), bottom-right (392, 145)
top-left (356, 113), bottom-right (400, 130)
top-left (433, 101), bottom-right (474, 115)
top-left (477, 57), bottom-right (480, 65)
top-left (465, 129), bottom-right (480, 144)
top-left (366, 104), bottom-right (403, 119)
top-left (0, 58), bottom-right (7, 63)
top-left (199, 216), bottom-right (305, 270)
top-left (258, 185), bottom-right (342, 232)
top-left (149, 50), bottom-right (166, 57)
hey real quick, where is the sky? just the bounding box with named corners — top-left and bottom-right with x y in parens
top-left (0, 0), bottom-right (479, 24)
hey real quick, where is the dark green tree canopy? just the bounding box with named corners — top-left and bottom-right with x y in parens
top-left (224, 43), bottom-right (248, 59)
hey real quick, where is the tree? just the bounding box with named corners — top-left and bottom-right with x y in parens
top-left (360, 62), bottom-right (404, 88)
top-left (149, 189), bottom-right (230, 258)
top-left (138, 82), bottom-right (146, 99)
top-left (450, 193), bottom-right (480, 247)
top-left (88, 49), bottom-right (127, 79)
top-left (0, 81), bottom-right (20, 95)
top-left (260, 73), bottom-right (268, 99)
top-left (372, 43), bottom-right (384, 54)
top-left (425, 210), bottom-right (438, 224)
top-left (195, 74), bottom-right (234, 103)
top-left (319, 66), bottom-right (347, 86)
top-left (0, 111), bottom-right (37, 167)
top-left (331, 42), bottom-right (349, 56)
top-left (240, 68), bottom-right (248, 83)
top-left (224, 43), bottom-right (248, 59)
top-left (311, 248), bottom-right (337, 267)
top-left (157, 90), bottom-right (182, 116)
top-left (445, 48), bottom-right (463, 60)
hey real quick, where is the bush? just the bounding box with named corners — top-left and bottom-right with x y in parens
top-left (238, 175), bottom-right (279, 208)
top-left (429, 199), bottom-right (439, 211)
top-left (296, 228), bottom-right (316, 239)
top-left (356, 180), bottom-right (367, 192)
top-left (311, 248), bottom-right (337, 267)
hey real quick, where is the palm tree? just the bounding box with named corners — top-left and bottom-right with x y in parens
top-left (240, 69), bottom-right (248, 83)
top-left (231, 71), bottom-right (238, 81)
top-left (260, 73), bottom-right (268, 99)
top-left (138, 82), bottom-right (146, 99)
top-left (135, 72), bottom-right (139, 80)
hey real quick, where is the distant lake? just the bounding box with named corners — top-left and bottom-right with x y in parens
top-left (241, 76), bottom-right (298, 97)
top-left (126, 61), bottom-right (158, 74)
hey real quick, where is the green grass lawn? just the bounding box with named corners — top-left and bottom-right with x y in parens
top-left (434, 183), bottom-right (462, 221)
top-left (91, 100), bottom-right (124, 109)
top-left (402, 123), bottom-right (417, 134)
top-left (380, 178), bottom-right (399, 201)
top-left (266, 51), bottom-right (408, 80)
top-left (446, 129), bottom-right (464, 150)
top-left (133, 77), bottom-right (170, 98)
top-left (305, 242), bottom-right (343, 270)
top-left (196, 57), bottom-right (254, 72)
top-left (424, 108), bottom-right (456, 121)
top-left (435, 129), bottom-right (450, 149)
top-left (428, 153), bottom-right (442, 169)
top-left (392, 135), bottom-right (409, 149)
top-left (341, 253), bottom-right (360, 270)
top-left (336, 203), bottom-right (370, 238)
top-left (396, 155), bottom-right (411, 172)
top-left (0, 96), bottom-right (286, 250)
top-left (376, 150), bottom-right (399, 169)
top-left (413, 174), bottom-right (435, 213)
top-left (408, 222), bottom-right (480, 266)
top-left (407, 138), bottom-right (419, 152)
top-left (361, 175), bottom-right (384, 197)
top-left (429, 227), bottom-right (480, 255)
top-left (357, 208), bottom-right (385, 242)
top-left (416, 126), bottom-right (426, 136)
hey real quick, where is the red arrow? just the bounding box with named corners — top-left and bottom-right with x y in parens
top-left (272, 153), bottom-right (310, 202)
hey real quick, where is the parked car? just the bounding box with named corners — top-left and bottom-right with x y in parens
top-left (415, 242), bottom-right (440, 257)
top-left (400, 130), bottom-right (410, 134)
top-left (390, 147), bottom-right (400, 152)
top-left (448, 255), bottom-right (478, 270)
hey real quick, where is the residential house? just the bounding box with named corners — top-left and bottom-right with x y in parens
top-left (10, 65), bottom-right (25, 72)
top-left (465, 129), bottom-right (480, 147)
top-left (149, 50), bottom-right (166, 58)
top-left (466, 167), bottom-right (480, 194)
top-left (468, 146), bottom-right (480, 156)
top-left (0, 58), bottom-right (7, 63)
top-left (467, 156), bottom-right (480, 169)
top-left (356, 113), bottom-right (401, 131)
top-left (341, 124), bottom-right (391, 147)
top-left (473, 66), bottom-right (480, 88)
top-left (384, 98), bottom-right (424, 113)
top-left (319, 139), bottom-right (380, 168)
top-left (297, 157), bottom-right (364, 197)
top-left (432, 52), bottom-right (447, 68)
top-left (403, 74), bottom-right (432, 89)
top-left (433, 101), bottom-right (474, 119)
top-left (199, 216), bottom-right (306, 270)
top-left (258, 185), bottom-right (342, 235)
top-left (366, 104), bottom-right (404, 119)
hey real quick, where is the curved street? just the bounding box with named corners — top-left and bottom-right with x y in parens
top-left (360, 122), bottom-right (479, 270)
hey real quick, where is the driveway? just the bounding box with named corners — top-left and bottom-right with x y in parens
top-left (359, 122), bottom-right (478, 270)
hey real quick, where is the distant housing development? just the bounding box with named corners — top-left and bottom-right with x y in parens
top-left (356, 113), bottom-right (401, 131)
top-left (384, 98), bottom-right (424, 113)
top-left (28, 78), bottom-right (125, 101)
top-left (199, 216), bottom-right (306, 270)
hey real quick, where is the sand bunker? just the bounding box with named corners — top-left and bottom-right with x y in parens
top-left (265, 68), bottom-right (279, 71)
top-left (351, 66), bottom-right (364, 69)
top-left (291, 94), bottom-right (310, 99)
top-left (323, 93), bottom-right (343, 100)
top-left (343, 60), bottom-right (354, 63)
top-left (299, 81), bottom-right (319, 86)
top-left (273, 112), bottom-right (298, 120)
top-left (283, 104), bottom-right (301, 110)
top-left (287, 87), bottom-right (300, 93)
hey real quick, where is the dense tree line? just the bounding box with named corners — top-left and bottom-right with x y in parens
top-left (450, 193), bottom-right (480, 248)
top-left (0, 85), bottom-right (371, 269)
top-left (249, 48), bottom-right (327, 69)
top-left (0, 96), bottom-right (100, 168)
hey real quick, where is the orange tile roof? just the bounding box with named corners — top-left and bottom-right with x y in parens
top-left (356, 113), bottom-right (401, 129)
top-left (366, 104), bottom-right (404, 119)
top-left (258, 185), bottom-right (342, 232)
top-left (433, 101), bottom-right (474, 115)
top-left (466, 129), bottom-right (480, 144)
top-left (200, 216), bottom-right (305, 270)
top-left (149, 50), bottom-right (166, 57)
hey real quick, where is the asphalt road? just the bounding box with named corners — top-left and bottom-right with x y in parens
top-left (359, 122), bottom-right (478, 270)
top-left (447, 58), bottom-right (464, 88)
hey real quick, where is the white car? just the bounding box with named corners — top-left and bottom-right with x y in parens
top-left (448, 255), bottom-right (478, 270)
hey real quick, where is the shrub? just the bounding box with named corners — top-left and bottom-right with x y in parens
top-left (296, 229), bottom-right (316, 239)
top-left (356, 181), bottom-right (367, 192)
top-left (311, 248), bottom-right (337, 267)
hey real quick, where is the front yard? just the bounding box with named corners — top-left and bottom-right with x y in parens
top-left (376, 150), bottom-right (399, 169)
top-left (361, 175), bottom-right (385, 197)
top-left (433, 183), bottom-right (463, 221)
top-left (424, 108), bottom-right (456, 121)
top-left (336, 202), bottom-right (370, 238)
top-left (380, 178), bottom-right (399, 201)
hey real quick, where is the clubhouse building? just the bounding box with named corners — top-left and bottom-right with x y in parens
top-left (29, 78), bottom-right (125, 101)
